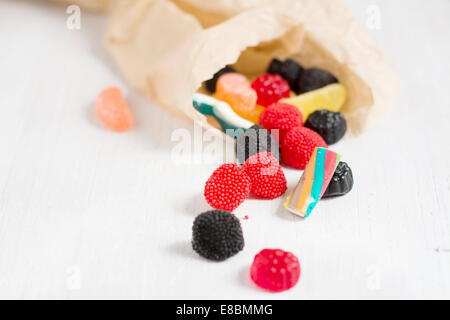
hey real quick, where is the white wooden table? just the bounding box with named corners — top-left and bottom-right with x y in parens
top-left (0, 0), bottom-right (449, 299)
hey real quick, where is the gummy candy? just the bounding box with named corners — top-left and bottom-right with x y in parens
top-left (192, 210), bottom-right (244, 261)
top-left (204, 163), bottom-right (251, 212)
top-left (305, 110), bottom-right (347, 145)
top-left (280, 59), bottom-right (305, 94)
top-left (267, 58), bottom-right (283, 75)
top-left (95, 87), bottom-right (133, 132)
top-left (280, 83), bottom-right (347, 120)
top-left (242, 152), bottom-right (287, 199)
top-left (205, 66), bottom-right (236, 93)
top-left (250, 249), bottom-right (300, 292)
top-left (259, 103), bottom-right (303, 142)
top-left (236, 124), bottom-right (280, 164)
top-left (323, 162), bottom-right (354, 198)
top-left (251, 74), bottom-right (290, 107)
top-left (284, 147), bottom-right (341, 217)
top-left (235, 104), bottom-right (265, 124)
top-left (215, 73), bottom-right (257, 114)
top-left (299, 68), bottom-right (338, 93)
top-left (193, 94), bottom-right (253, 138)
top-left (267, 58), bottom-right (304, 94)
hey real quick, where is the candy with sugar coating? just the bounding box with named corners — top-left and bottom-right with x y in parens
top-left (280, 83), bottom-right (347, 120)
top-left (215, 73), bottom-right (257, 114)
top-left (251, 74), bottom-right (290, 107)
top-left (95, 87), bottom-right (133, 132)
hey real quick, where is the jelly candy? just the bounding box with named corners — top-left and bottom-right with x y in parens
top-left (281, 127), bottom-right (327, 170)
top-left (250, 249), bottom-right (301, 292)
top-left (215, 73), bottom-right (257, 114)
top-left (236, 124), bottom-right (280, 164)
top-left (235, 104), bottom-right (265, 124)
top-left (299, 68), bottom-right (338, 93)
top-left (280, 83), bottom-right (347, 120)
top-left (267, 58), bottom-right (304, 94)
top-left (267, 58), bottom-right (284, 75)
top-left (280, 59), bottom-right (305, 94)
top-left (242, 152), bottom-right (287, 199)
top-left (259, 103), bottom-right (303, 142)
top-left (251, 74), bottom-right (290, 107)
top-left (95, 87), bottom-right (133, 132)
top-left (204, 163), bottom-right (251, 212)
top-left (193, 94), bottom-right (253, 138)
top-left (305, 110), bottom-right (347, 145)
top-left (205, 66), bottom-right (236, 93)
top-left (284, 147), bottom-right (341, 217)
top-left (192, 210), bottom-right (244, 261)
top-left (323, 162), bottom-right (354, 198)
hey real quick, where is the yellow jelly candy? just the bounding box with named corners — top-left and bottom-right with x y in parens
top-left (280, 83), bottom-right (347, 120)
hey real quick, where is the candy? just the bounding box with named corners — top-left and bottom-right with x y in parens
top-left (280, 59), bottom-right (305, 94)
top-left (281, 126), bottom-right (327, 170)
top-left (267, 58), bottom-right (284, 75)
top-left (323, 162), bottom-right (354, 198)
top-left (192, 210), bottom-right (244, 261)
top-left (95, 87), bottom-right (133, 132)
top-left (204, 163), bottom-right (251, 212)
top-left (299, 67), bottom-right (338, 93)
top-left (305, 110), bottom-right (347, 145)
top-left (251, 74), bottom-right (290, 107)
top-left (267, 58), bottom-right (305, 94)
top-left (236, 125), bottom-right (280, 164)
top-left (205, 66), bottom-right (236, 93)
top-left (215, 73), bottom-right (257, 114)
top-left (250, 249), bottom-right (301, 292)
top-left (193, 94), bottom-right (253, 138)
top-left (235, 104), bottom-right (265, 124)
top-left (280, 83), bottom-right (347, 120)
top-left (284, 147), bottom-right (341, 218)
top-left (242, 152), bottom-right (287, 199)
top-left (259, 103), bottom-right (303, 141)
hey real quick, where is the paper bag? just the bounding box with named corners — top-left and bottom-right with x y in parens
top-left (57, 0), bottom-right (401, 136)
top-left (51, 0), bottom-right (111, 11)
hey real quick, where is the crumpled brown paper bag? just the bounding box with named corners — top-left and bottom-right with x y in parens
top-left (54, 0), bottom-right (400, 136)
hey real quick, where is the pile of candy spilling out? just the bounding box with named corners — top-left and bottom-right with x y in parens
top-left (191, 58), bottom-right (355, 292)
top-left (93, 58), bottom-right (355, 293)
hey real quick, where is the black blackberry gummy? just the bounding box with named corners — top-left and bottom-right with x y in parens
top-left (205, 66), bottom-right (236, 93)
top-left (323, 162), bottom-right (354, 198)
top-left (267, 58), bottom-right (284, 75)
top-left (267, 58), bottom-right (304, 94)
top-left (236, 125), bottom-right (280, 165)
top-left (305, 110), bottom-right (347, 145)
top-left (299, 68), bottom-right (338, 93)
top-left (280, 59), bottom-right (304, 94)
top-left (192, 210), bottom-right (244, 261)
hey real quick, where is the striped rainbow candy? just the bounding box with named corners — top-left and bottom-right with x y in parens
top-left (284, 147), bottom-right (341, 218)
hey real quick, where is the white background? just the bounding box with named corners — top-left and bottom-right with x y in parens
top-left (0, 0), bottom-right (449, 299)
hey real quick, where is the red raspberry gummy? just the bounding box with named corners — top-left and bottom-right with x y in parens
top-left (281, 126), bottom-right (327, 170)
top-left (204, 163), bottom-right (251, 211)
top-left (251, 74), bottom-right (290, 107)
top-left (95, 87), bottom-right (133, 132)
top-left (259, 102), bottom-right (303, 141)
top-left (250, 249), bottom-right (301, 292)
top-left (242, 152), bottom-right (287, 199)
